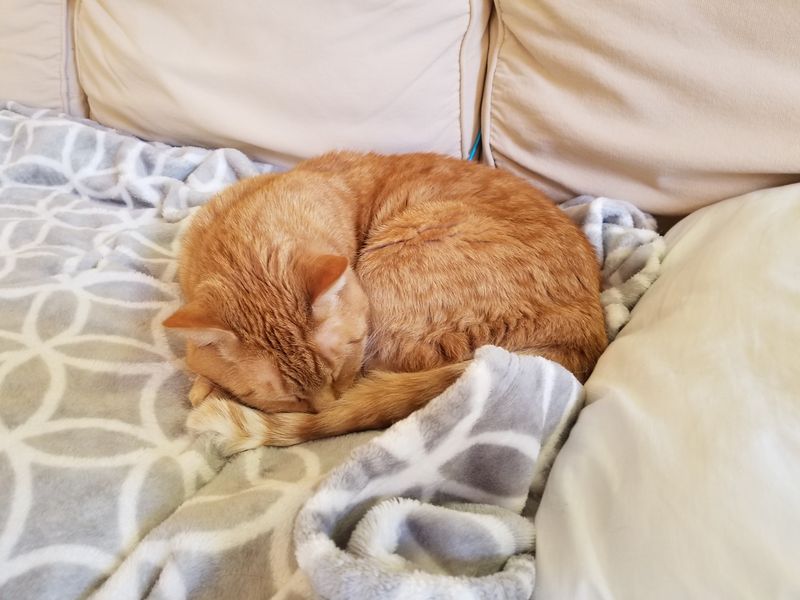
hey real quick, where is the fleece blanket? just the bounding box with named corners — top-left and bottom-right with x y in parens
top-left (0, 101), bottom-right (664, 599)
top-left (293, 347), bottom-right (581, 599)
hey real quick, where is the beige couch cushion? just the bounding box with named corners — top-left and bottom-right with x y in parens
top-left (534, 183), bottom-right (800, 596)
top-left (75, 0), bottom-right (490, 166)
top-left (483, 1), bottom-right (800, 215)
top-left (0, 0), bottom-right (86, 115)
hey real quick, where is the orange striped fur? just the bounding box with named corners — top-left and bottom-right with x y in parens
top-left (164, 152), bottom-right (606, 450)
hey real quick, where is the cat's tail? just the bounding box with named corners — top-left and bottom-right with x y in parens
top-left (187, 344), bottom-right (599, 453)
top-left (187, 362), bottom-right (468, 453)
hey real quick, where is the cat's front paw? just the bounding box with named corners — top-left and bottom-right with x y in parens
top-left (188, 375), bottom-right (215, 407)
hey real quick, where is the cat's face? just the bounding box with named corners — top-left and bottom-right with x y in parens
top-left (164, 253), bottom-right (369, 413)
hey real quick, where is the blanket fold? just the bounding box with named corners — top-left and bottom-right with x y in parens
top-left (347, 499), bottom-right (535, 577)
top-left (293, 346), bottom-right (583, 600)
top-left (561, 195), bottom-right (666, 338)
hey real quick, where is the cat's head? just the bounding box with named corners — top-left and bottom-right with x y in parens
top-left (163, 252), bottom-right (369, 414)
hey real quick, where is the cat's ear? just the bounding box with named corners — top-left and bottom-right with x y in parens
top-left (304, 254), bottom-right (349, 309)
top-left (162, 302), bottom-right (237, 347)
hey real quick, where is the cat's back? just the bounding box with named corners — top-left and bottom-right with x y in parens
top-left (349, 153), bottom-right (589, 260)
top-left (355, 152), bottom-right (599, 290)
top-left (367, 153), bottom-right (564, 218)
top-left (348, 152), bottom-right (606, 376)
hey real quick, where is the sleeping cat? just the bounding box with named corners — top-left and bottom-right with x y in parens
top-left (163, 152), bottom-right (607, 452)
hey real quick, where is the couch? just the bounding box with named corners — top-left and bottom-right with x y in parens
top-left (1, 1), bottom-right (798, 598)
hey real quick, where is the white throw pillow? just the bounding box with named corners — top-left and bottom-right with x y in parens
top-left (535, 184), bottom-right (800, 597)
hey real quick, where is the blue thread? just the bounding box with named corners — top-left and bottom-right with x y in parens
top-left (467, 130), bottom-right (482, 161)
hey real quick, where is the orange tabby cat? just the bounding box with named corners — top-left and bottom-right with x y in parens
top-left (164, 152), bottom-right (607, 451)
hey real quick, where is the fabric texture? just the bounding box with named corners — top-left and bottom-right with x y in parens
top-left (535, 184), bottom-right (800, 598)
top-left (561, 196), bottom-right (664, 339)
top-left (294, 347), bottom-right (582, 600)
top-left (483, 0), bottom-right (800, 215)
top-left (0, 103), bottom-right (662, 599)
top-left (74, 0), bottom-right (490, 167)
top-left (0, 0), bottom-right (86, 115)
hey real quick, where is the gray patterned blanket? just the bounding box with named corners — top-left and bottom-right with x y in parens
top-left (293, 347), bottom-right (581, 599)
top-left (0, 102), bottom-right (664, 599)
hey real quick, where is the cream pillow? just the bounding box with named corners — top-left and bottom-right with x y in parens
top-left (534, 183), bottom-right (800, 597)
top-left (74, 0), bottom-right (490, 167)
top-left (0, 0), bottom-right (86, 115)
top-left (484, 1), bottom-right (800, 215)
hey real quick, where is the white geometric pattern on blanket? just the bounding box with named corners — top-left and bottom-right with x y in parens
top-left (1, 103), bottom-right (346, 599)
top-left (0, 215), bottom-right (204, 589)
top-left (88, 442), bottom-right (351, 600)
top-left (293, 348), bottom-right (584, 599)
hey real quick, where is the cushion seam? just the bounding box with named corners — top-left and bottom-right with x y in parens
top-left (456, 0), bottom-right (473, 158)
top-left (58, 0), bottom-right (68, 112)
top-left (483, 0), bottom-right (507, 167)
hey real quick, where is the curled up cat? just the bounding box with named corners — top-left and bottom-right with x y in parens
top-left (163, 152), bottom-right (607, 454)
